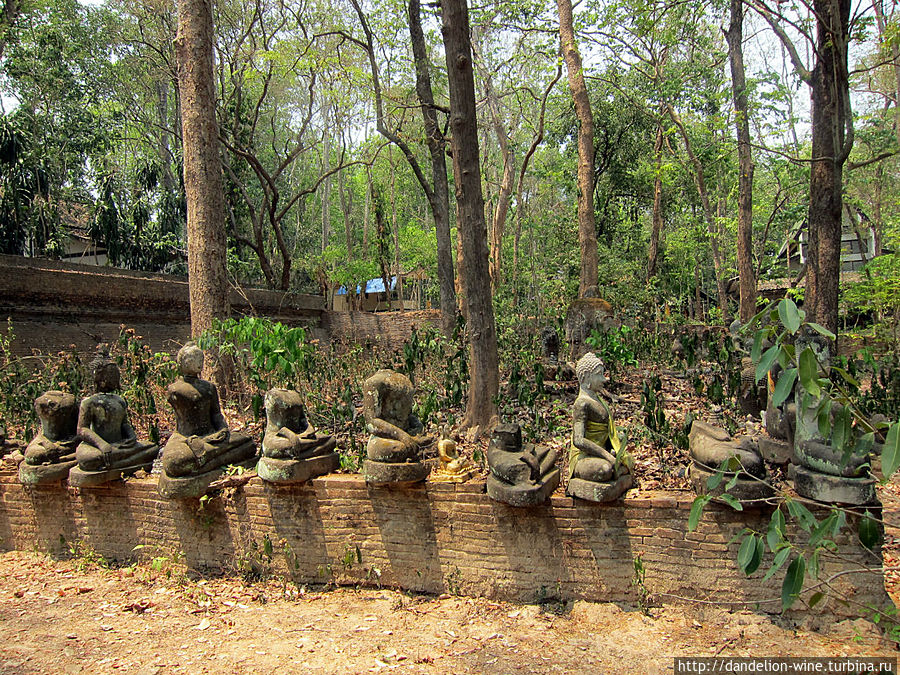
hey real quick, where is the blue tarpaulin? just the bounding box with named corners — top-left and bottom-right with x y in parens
top-left (336, 276), bottom-right (397, 295)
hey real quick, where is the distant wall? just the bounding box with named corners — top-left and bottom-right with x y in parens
top-left (321, 309), bottom-right (442, 351)
top-left (0, 254), bottom-right (322, 356)
top-left (0, 469), bottom-right (887, 619)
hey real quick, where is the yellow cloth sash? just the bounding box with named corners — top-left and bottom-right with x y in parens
top-left (569, 400), bottom-right (622, 479)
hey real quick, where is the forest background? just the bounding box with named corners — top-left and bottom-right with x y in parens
top-left (0, 0), bottom-right (898, 338)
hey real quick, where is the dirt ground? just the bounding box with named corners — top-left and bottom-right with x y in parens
top-left (0, 550), bottom-right (895, 675)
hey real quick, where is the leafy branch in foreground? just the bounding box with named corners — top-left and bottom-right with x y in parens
top-left (689, 297), bottom-right (899, 618)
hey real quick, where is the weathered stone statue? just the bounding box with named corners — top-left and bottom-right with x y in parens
top-left (19, 391), bottom-right (80, 485)
top-left (362, 369), bottom-right (432, 485)
top-left (791, 330), bottom-right (875, 505)
top-left (486, 423), bottom-right (559, 506)
top-left (157, 344), bottom-right (257, 498)
top-left (729, 320), bottom-right (767, 417)
top-left (688, 420), bottom-right (773, 502)
top-left (256, 388), bottom-right (339, 483)
top-left (431, 425), bottom-right (475, 483)
top-left (69, 347), bottom-right (159, 487)
top-left (564, 293), bottom-right (614, 361)
top-left (567, 353), bottom-right (632, 502)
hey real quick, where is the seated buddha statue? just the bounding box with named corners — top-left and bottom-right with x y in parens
top-left (69, 347), bottom-right (159, 486)
top-left (567, 352), bottom-right (632, 502)
top-left (19, 390), bottom-right (80, 484)
top-left (362, 369), bottom-right (432, 485)
top-left (157, 343), bottom-right (257, 498)
top-left (257, 388), bottom-right (339, 483)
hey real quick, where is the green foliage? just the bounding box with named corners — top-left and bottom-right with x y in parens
top-left (585, 325), bottom-right (639, 377)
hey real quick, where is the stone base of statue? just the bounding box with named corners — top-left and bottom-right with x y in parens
top-left (69, 442), bottom-right (160, 488)
top-left (793, 465), bottom-right (877, 506)
top-left (363, 459), bottom-right (429, 487)
top-left (689, 462), bottom-right (774, 504)
top-left (18, 458), bottom-right (78, 485)
top-left (257, 452), bottom-right (340, 484)
top-left (157, 442), bottom-right (258, 499)
top-left (567, 472), bottom-right (632, 503)
top-left (487, 468), bottom-right (560, 507)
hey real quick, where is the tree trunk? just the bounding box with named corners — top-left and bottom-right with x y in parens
top-left (175, 0), bottom-right (230, 341)
top-left (807, 0), bottom-right (851, 335)
top-left (408, 0), bottom-right (456, 334)
top-left (441, 0), bottom-right (499, 434)
top-left (667, 107), bottom-right (731, 323)
top-left (647, 124), bottom-right (663, 280)
top-left (473, 41), bottom-right (515, 293)
top-left (557, 0), bottom-right (598, 296)
top-left (727, 0), bottom-right (757, 323)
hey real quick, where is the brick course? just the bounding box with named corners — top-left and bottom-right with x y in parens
top-left (0, 469), bottom-right (887, 618)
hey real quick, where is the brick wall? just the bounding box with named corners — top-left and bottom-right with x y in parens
top-left (0, 469), bottom-right (887, 617)
top-left (321, 310), bottom-right (442, 350)
top-left (0, 255), bottom-right (444, 356)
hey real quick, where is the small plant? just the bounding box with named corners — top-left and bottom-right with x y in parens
top-left (631, 553), bottom-right (652, 615)
top-left (67, 540), bottom-right (110, 572)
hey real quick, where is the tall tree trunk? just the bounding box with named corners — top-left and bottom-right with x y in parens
top-left (755, 0), bottom-right (852, 336)
top-left (175, 0), bottom-right (230, 342)
top-left (321, 107), bottom-right (332, 254)
top-left (557, 0), bottom-right (598, 296)
top-left (807, 0), bottom-right (852, 335)
top-left (441, 0), bottom-right (499, 434)
top-left (647, 124), bottom-right (663, 280)
top-left (408, 0), bottom-right (456, 334)
top-left (727, 0), bottom-right (757, 323)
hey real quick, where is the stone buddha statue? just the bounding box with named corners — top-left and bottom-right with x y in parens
top-left (157, 343), bottom-right (257, 498)
top-left (257, 388), bottom-right (339, 483)
top-left (19, 390), bottom-right (80, 484)
top-left (791, 330), bottom-right (875, 504)
top-left (688, 419), bottom-right (773, 502)
top-left (567, 353), bottom-right (632, 502)
top-left (362, 369), bottom-right (432, 485)
top-left (486, 423), bottom-right (559, 506)
top-left (69, 347), bottom-right (159, 487)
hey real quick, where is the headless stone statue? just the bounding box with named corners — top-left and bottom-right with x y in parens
top-left (362, 369), bottom-right (432, 486)
top-left (69, 347), bottom-right (159, 487)
top-left (486, 423), bottom-right (559, 506)
top-left (257, 388), bottom-right (339, 483)
top-left (19, 390), bottom-right (79, 485)
top-left (688, 420), bottom-right (773, 503)
top-left (157, 344), bottom-right (257, 498)
top-left (567, 353), bottom-right (632, 502)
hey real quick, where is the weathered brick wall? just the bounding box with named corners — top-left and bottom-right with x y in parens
top-left (0, 469), bottom-right (887, 617)
top-left (321, 310), bottom-right (442, 351)
top-left (0, 254), bottom-right (323, 355)
top-left (0, 255), bottom-right (444, 356)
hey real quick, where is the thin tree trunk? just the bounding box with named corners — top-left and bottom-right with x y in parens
top-left (175, 0), bottom-right (229, 339)
top-left (408, 0), bottom-right (456, 335)
top-left (557, 0), bottom-right (598, 296)
top-left (473, 41), bottom-right (514, 292)
top-left (727, 0), bottom-right (757, 323)
top-left (667, 107), bottom-right (731, 322)
top-left (647, 124), bottom-right (663, 280)
top-left (441, 0), bottom-right (499, 433)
